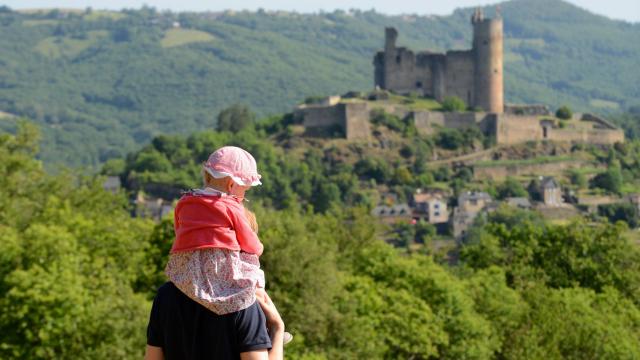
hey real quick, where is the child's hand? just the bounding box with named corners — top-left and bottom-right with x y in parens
top-left (255, 289), bottom-right (284, 334)
top-left (255, 287), bottom-right (267, 302)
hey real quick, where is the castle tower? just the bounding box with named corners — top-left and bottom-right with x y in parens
top-left (472, 9), bottom-right (504, 113)
top-left (374, 27), bottom-right (398, 89)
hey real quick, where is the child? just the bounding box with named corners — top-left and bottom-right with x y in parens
top-left (165, 145), bottom-right (292, 342)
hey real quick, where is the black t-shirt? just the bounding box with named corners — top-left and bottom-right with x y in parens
top-left (147, 282), bottom-right (272, 360)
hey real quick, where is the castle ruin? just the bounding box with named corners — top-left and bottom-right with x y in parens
top-left (293, 9), bottom-right (624, 146)
top-left (374, 9), bottom-right (503, 113)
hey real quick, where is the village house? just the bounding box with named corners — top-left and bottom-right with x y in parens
top-left (452, 191), bottom-right (493, 238)
top-left (539, 176), bottom-right (563, 206)
top-left (411, 190), bottom-right (449, 224)
top-left (134, 192), bottom-right (173, 221)
top-left (371, 203), bottom-right (413, 224)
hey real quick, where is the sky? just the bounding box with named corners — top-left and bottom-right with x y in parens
top-left (1, 0), bottom-right (639, 23)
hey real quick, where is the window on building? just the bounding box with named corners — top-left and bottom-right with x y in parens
top-left (416, 81), bottom-right (422, 88)
top-left (396, 55), bottom-right (401, 64)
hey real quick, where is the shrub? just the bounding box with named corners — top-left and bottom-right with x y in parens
top-left (556, 105), bottom-right (573, 120)
top-left (442, 96), bottom-right (467, 112)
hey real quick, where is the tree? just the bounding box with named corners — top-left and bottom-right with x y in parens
top-left (496, 177), bottom-right (528, 199)
top-left (590, 166), bottom-right (623, 194)
top-left (111, 27), bottom-right (131, 42)
top-left (0, 125), bottom-right (154, 359)
top-left (461, 218), bottom-right (640, 303)
top-left (216, 104), bottom-right (256, 133)
top-left (436, 128), bottom-right (465, 150)
top-left (555, 105), bottom-right (573, 120)
top-left (598, 202), bottom-right (639, 228)
top-left (568, 170), bottom-right (587, 189)
top-left (442, 96), bottom-right (467, 112)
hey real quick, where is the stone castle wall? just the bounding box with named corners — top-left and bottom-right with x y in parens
top-left (495, 114), bottom-right (625, 145)
top-left (297, 104), bottom-right (624, 146)
top-left (443, 51), bottom-right (475, 105)
top-left (414, 111), bottom-right (485, 135)
top-left (343, 103), bottom-right (371, 140)
top-left (297, 102), bottom-right (371, 140)
top-left (495, 115), bottom-right (544, 144)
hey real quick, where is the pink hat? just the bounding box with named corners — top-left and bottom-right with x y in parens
top-left (204, 146), bottom-right (262, 186)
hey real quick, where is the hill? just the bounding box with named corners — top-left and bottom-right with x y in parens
top-left (0, 0), bottom-right (639, 167)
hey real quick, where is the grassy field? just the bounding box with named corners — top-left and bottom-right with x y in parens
top-left (34, 30), bottom-right (108, 58)
top-left (388, 94), bottom-right (442, 111)
top-left (83, 11), bottom-right (126, 21)
top-left (22, 19), bottom-right (60, 26)
top-left (340, 94), bottom-right (443, 111)
top-left (590, 98), bottom-right (620, 110)
top-left (160, 28), bottom-right (216, 48)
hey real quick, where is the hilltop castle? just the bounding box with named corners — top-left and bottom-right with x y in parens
top-left (293, 9), bottom-right (624, 146)
top-left (374, 9), bottom-right (504, 113)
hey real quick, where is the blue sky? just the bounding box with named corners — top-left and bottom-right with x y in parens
top-left (2, 0), bottom-right (639, 22)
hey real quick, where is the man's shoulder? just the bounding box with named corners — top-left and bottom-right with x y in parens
top-left (154, 282), bottom-right (183, 307)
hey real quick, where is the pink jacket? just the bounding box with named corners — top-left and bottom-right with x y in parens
top-left (171, 191), bottom-right (264, 256)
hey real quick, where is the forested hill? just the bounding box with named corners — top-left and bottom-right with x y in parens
top-left (0, 0), bottom-right (639, 167)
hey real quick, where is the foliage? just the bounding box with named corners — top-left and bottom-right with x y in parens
top-left (441, 96), bottom-right (467, 112)
top-left (461, 215), bottom-right (640, 303)
top-left (598, 202), bottom-right (639, 228)
top-left (217, 104), bottom-right (256, 133)
top-left (435, 127), bottom-right (483, 151)
top-left (0, 124), bottom-right (154, 359)
top-left (496, 177), bottom-right (528, 199)
top-left (568, 169), bottom-right (587, 189)
top-left (590, 165), bottom-right (623, 194)
top-left (555, 105), bottom-right (573, 120)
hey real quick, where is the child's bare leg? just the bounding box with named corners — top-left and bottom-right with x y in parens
top-left (256, 288), bottom-right (293, 345)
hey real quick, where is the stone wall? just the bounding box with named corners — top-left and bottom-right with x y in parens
top-left (344, 103), bottom-right (371, 140)
top-left (495, 114), bottom-right (543, 144)
top-left (548, 128), bottom-right (625, 144)
top-left (473, 160), bottom-right (590, 180)
top-left (414, 111), bottom-right (486, 135)
top-left (443, 50), bottom-right (475, 104)
top-left (297, 105), bottom-right (343, 128)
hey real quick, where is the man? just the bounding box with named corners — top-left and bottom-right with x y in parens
top-left (145, 282), bottom-right (285, 360)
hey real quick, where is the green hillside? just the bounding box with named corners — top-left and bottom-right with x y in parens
top-left (0, 0), bottom-right (639, 167)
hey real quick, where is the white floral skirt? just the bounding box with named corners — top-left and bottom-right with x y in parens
top-left (165, 248), bottom-right (265, 315)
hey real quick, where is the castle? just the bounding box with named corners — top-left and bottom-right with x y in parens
top-left (374, 9), bottom-right (503, 113)
top-left (293, 9), bottom-right (624, 146)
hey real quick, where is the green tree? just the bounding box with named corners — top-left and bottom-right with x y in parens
top-left (555, 105), bottom-right (573, 120)
top-left (0, 125), bottom-right (154, 359)
top-left (217, 104), bottom-right (256, 133)
top-left (598, 202), bottom-right (639, 228)
top-left (496, 177), bottom-right (528, 199)
top-left (590, 165), bottom-right (623, 194)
